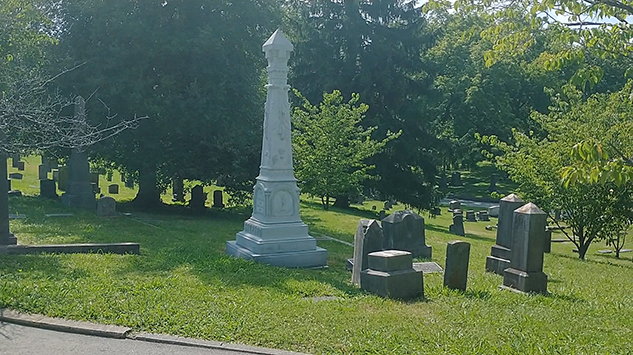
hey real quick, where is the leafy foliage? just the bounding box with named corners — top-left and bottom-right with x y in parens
top-left (292, 90), bottom-right (400, 209)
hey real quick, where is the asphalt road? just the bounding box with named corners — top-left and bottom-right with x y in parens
top-left (0, 322), bottom-right (298, 355)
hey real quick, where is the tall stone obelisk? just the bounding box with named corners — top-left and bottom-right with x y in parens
top-left (226, 30), bottom-right (327, 268)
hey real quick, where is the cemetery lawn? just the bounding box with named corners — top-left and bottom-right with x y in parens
top-left (1, 197), bottom-right (632, 354)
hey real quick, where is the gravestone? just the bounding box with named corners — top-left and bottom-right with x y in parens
top-left (61, 96), bottom-right (96, 210)
top-left (16, 161), bottom-right (25, 171)
top-left (351, 219), bottom-right (384, 285)
top-left (543, 228), bottom-right (552, 253)
top-left (213, 190), bottom-right (225, 208)
top-left (106, 171), bottom-right (113, 182)
top-left (488, 205), bottom-right (500, 217)
top-left (96, 196), bottom-right (117, 217)
top-left (439, 173), bottom-right (448, 190)
top-left (444, 241), bottom-right (471, 291)
top-left (465, 210), bottom-right (476, 222)
top-left (39, 179), bottom-right (57, 199)
top-left (382, 210), bottom-right (432, 259)
top-left (379, 210), bottom-right (386, 220)
top-left (477, 210), bottom-right (490, 221)
top-left (226, 30), bottom-right (327, 268)
top-left (502, 203), bottom-right (548, 294)
top-left (489, 174), bottom-right (498, 192)
top-left (449, 200), bottom-right (461, 211)
top-left (11, 154), bottom-right (20, 168)
top-left (1, 162), bottom-right (17, 245)
top-left (486, 194), bottom-right (525, 275)
top-left (452, 209), bottom-right (463, 217)
top-left (449, 214), bottom-right (465, 236)
top-left (108, 184), bottom-right (119, 194)
top-left (360, 250), bottom-right (424, 300)
top-left (8, 173), bottom-right (23, 180)
top-left (57, 166), bottom-right (68, 191)
top-left (38, 165), bottom-right (48, 180)
top-left (450, 172), bottom-right (462, 186)
top-left (190, 185), bottom-right (206, 211)
top-left (41, 156), bottom-right (51, 172)
top-left (90, 173), bottom-right (100, 194)
top-left (7, 179), bottom-right (11, 191)
top-left (172, 178), bottom-right (184, 202)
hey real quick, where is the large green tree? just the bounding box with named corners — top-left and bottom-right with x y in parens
top-left (285, 0), bottom-right (440, 209)
top-left (292, 90), bottom-right (400, 210)
top-left (56, 0), bottom-right (280, 207)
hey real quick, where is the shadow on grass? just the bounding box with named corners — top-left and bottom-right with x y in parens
top-left (425, 224), bottom-right (495, 243)
top-left (300, 200), bottom-right (378, 220)
top-left (550, 252), bottom-right (633, 269)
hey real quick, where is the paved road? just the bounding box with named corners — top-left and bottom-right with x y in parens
top-left (439, 198), bottom-right (497, 209)
top-left (0, 322), bottom-right (299, 355)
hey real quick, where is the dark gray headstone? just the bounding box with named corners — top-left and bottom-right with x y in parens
top-left (106, 171), bottom-right (113, 182)
top-left (352, 219), bottom-right (384, 285)
top-left (360, 250), bottom-right (424, 300)
top-left (96, 196), bottom-right (117, 216)
top-left (190, 185), bottom-right (206, 211)
top-left (449, 214), bottom-right (465, 236)
top-left (8, 173), bottom-right (22, 180)
top-left (477, 210), bottom-right (490, 221)
top-left (465, 210), bottom-right (476, 222)
top-left (39, 179), bottom-right (57, 199)
top-left (172, 178), bottom-right (184, 202)
top-left (486, 194), bottom-right (525, 275)
top-left (61, 147), bottom-right (95, 209)
top-left (439, 174), bottom-right (447, 190)
top-left (11, 154), bottom-right (20, 168)
top-left (16, 161), bottom-right (25, 171)
top-left (38, 165), bottom-right (48, 180)
top-left (57, 166), bottom-right (68, 191)
top-left (108, 184), bottom-right (119, 194)
top-left (382, 210), bottom-right (432, 259)
top-left (451, 172), bottom-right (462, 186)
top-left (378, 210), bottom-right (386, 220)
top-left (213, 190), bottom-right (225, 208)
top-left (503, 203), bottom-right (548, 294)
top-left (7, 179), bottom-right (11, 191)
top-left (444, 241), bottom-right (470, 291)
top-left (449, 200), bottom-right (461, 211)
top-left (488, 205), bottom-right (499, 217)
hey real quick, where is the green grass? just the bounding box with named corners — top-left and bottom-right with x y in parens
top-left (1, 157), bottom-right (632, 354)
top-left (446, 161), bottom-right (519, 201)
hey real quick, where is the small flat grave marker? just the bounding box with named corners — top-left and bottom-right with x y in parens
top-left (413, 261), bottom-right (443, 274)
top-left (45, 213), bottom-right (74, 218)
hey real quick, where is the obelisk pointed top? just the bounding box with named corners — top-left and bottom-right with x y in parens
top-left (501, 193), bottom-right (523, 203)
top-left (514, 202), bottom-right (546, 215)
top-left (263, 29), bottom-right (293, 53)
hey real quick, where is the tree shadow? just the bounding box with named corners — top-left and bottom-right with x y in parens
top-left (425, 224), bottom-right (495, 243)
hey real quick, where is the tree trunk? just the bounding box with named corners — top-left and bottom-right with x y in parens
top-left (0, 154), bottom-right (17, 245)
top-left (333, 194), bottom-right (350, 209)
top-left (322, 196), bottom-right (330, 211)
top-left (578, 242), bottom-right (590, 260)
top-left (133, 166), bottom-right (162, 209)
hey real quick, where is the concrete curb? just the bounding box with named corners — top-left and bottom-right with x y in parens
top-left (132, 332), bottom-right (311, 355)
top-left (0, 309), bottom-right (311, 355)
top-left (0, 309), bottom-right (131, 339)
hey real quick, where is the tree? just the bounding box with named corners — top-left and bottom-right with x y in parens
top-left (481, 84), bottom-right (633, 259)
top-left (56, 0), bottom-right (281, 207)
top-left (285, 0), bottom-right (440, 209)
top-left (0, 0), bottom-right (141, 245)
top-left (292, 90), bottom-right (400, 210)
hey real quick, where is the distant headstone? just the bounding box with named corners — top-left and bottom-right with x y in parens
top-left (360, 250), bottom-right (424, 300)
top-left (16, 161), bottom-right (25, 171)
top-left (352, 219), bottom-right (384, 285)
top-left (489, 174), bottom-right (498, 192)
top-left (439, 173), bottom-right (448, 190)
top-left (444, 241), bottom-right (471, 291)
top-left (39, 179), bottom-right (57, 199)
top-left (488, 205), bottom-right (500, 217)
top-left (38, 165), bottom-right (48, 180)
top-left (106, 171), bottom-right (113, 182)
top-left (449, 200), bottom-right (461, 211)
top-left (8, 173), bottom-right (22, 180)
top-left (543, 228), bottom-right (552, 253)
top-left (382, 210), bottom-right (432, 259)
top-left (449, 214), bottom-right (465, 236)
top-left (190, 185), bottom-right (206, 211)
top-left (485, 194), bottom-right (525, 275)
top-left (379, 210), bottom-right (386, 220)
top-left (212, 190), bottom-right (225, 208)
top-left (450, 172), bottom-right (462, 186)
top-left (7, 179), bottom-right (11, 191)
top-left (11, 154), bottom-right (20, 168)
top-left (502, 203), bottom-right (548, 294)
top-left (465, 210), bottom-right (476, 222)
top-left (172, 178), bottom-right (184, 202)
top-left (108, 184), bottom-right (119, 194)
top-left (57, 166), bottom-right (68, 191)
top-left (477, 210), bottom-right (490, 221)
top-left (96, 196), bottom-right (117, 217)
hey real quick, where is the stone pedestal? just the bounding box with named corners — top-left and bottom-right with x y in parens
top-left (226, 30), bottom-right (327, 268)
top-left (502, 203), bottom-right (548, 294)
top-left (485, 194), bottom-right (524, 275)
top-left (360, 250), bottom-right (423, 300)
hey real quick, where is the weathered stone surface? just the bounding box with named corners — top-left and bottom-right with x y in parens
top-left (360, 250), bottom-right (423, 300)
top-left (449, 200), bottom-right (461, 211)
top-left (449, 214), bottom-right (465, 236)
top-left (38, 165), bottom-right (49, 180)
top-left (502, 203), bottom-right (548, 294)
top-left (0, 243), bottom-right (140, 255)
top-left (189, 185), bottom-right (206, 211)
top-left (8, 173), bottom-right (23, 180)
top-left (477, 211), bottom-right (490, 221)
top-left (382, 210), bottom-right (431, 259)
top-left (96, 196), bottom-right (117, 217)
top-left (352, 219), bottom-right (384, 285)
top-left (451, 172), bottom-right (462, 186)
top-left (39, 179), bottom-right (57, 199)
top-left (485, 194), bottom-right (524, 275)
top-left (444, 241), bottom-right (470, 291)
top-left (16, 161), bottom-right (25, 171)
top-left (108, 184), bottom-right (119, 194)
top-left (488, 205), bottom-right (500, 217)
top-left (226, 30), bottom-right (327, 268)
top-left (465, 210), bottom-right (476, 222)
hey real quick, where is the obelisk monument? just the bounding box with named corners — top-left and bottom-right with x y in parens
top-left (226, 30), bottom-right (327, 268)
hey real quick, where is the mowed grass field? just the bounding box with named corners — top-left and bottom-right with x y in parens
top-left (1, 158), bottom-right (632, 354)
